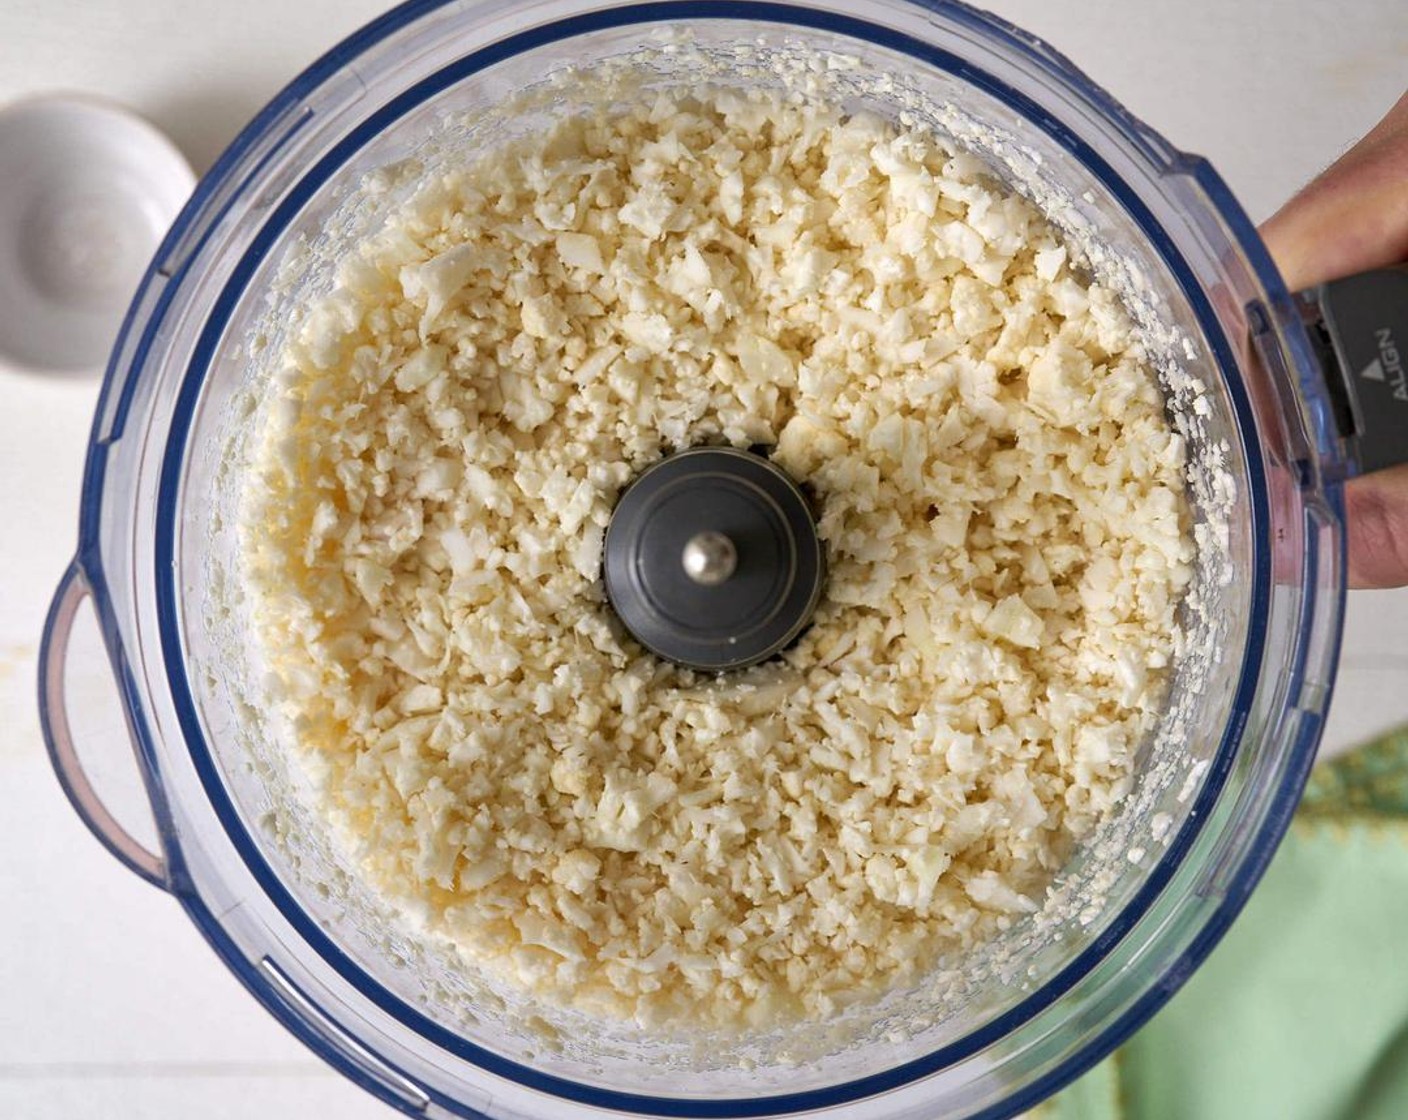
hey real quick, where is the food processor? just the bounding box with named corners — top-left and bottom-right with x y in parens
top-left (36, 1), bottom-right (1408, 1117)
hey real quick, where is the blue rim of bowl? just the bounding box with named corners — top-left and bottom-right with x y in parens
top-left (71, 1), bottom-right (1321, 1117)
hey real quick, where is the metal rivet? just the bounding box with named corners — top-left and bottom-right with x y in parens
top-left (681, 531), bottom-right (737, 586)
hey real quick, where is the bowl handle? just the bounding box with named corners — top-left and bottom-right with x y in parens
top-left (1297, 264), bottom-right (1408, 475)
top-left (39, 562), bottom-right (168, 889)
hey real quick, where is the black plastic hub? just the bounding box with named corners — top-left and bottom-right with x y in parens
top-left (602, 446), bottom-right (825, 672)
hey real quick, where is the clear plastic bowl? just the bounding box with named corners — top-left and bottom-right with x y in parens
top-left (40, 1), bottom-right (1347, 1117)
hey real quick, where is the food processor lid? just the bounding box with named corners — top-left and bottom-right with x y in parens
top-left (602, 446), bottom-right (825, 670)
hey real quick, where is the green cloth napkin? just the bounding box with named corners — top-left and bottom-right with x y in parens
top-left (1038, 728), bottom-right (1408, 1120)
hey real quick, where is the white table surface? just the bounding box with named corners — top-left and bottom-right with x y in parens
top-left (2, 1), bottom-right (1406, 1117)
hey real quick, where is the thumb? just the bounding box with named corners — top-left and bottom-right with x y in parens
top-left (1259, 90), bottom-right (1408, 291)
top-left (1345, 464), bottom-right (1408, 589)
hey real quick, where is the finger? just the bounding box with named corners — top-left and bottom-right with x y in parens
top-left (1359, 87), bottom-right (1408, 148)
top-left (1345, 463), bottom-right (1408, 589)
top-left (1260, 90), bottom-right (1408, 291)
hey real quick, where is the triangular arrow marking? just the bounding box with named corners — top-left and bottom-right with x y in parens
top-left (1360, 357), bottom-right (1385, 382)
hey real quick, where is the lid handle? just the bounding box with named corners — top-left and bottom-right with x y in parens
top-left (38, 562), bottom-right (168, 889)
top-left (1298, 264), bottom-right (1408, 475)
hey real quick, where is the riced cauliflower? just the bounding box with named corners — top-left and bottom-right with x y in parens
top-left (241, 88), bottom-right (1194, 1028)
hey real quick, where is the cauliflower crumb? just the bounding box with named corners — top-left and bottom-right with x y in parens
top-left (242, 89), bottom-right (1194, 1029)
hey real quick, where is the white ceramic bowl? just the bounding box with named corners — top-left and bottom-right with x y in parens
top-left (0, 95), bottom-right (193, 372)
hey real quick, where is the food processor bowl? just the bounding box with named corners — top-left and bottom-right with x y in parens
top-left (39, 1), bottom-right (1349, 1117)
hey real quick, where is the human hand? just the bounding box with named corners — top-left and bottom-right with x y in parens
top-left (1260, 89), bottom-right (1408, 589)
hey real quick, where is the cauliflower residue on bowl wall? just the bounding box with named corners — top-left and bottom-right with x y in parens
top-left (240, 88), bottom-right (1194, 1028)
